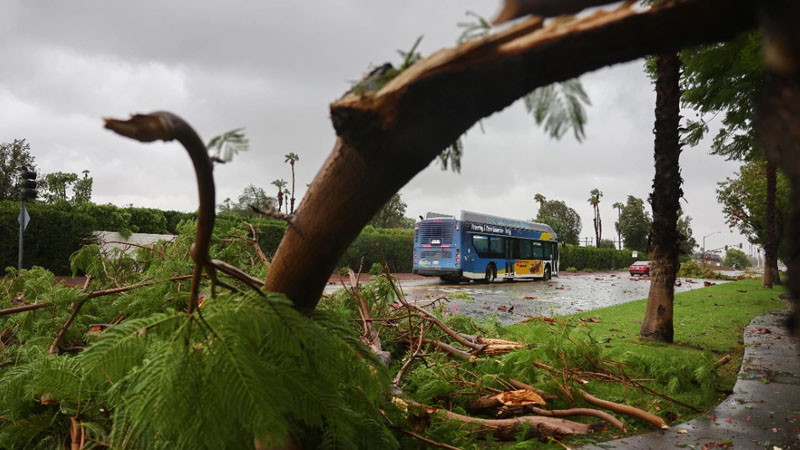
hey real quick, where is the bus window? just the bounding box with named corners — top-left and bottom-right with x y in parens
top-left (473, 235), bottom-right (490, 258)
top-left (532, 241), bottom-right (544, 259)
top-left (543, 242), bottom-right (552, 259)
top-left (519, 240), bottom-right (532, 259)
top-left (489, 237), bottom-right (504, 258)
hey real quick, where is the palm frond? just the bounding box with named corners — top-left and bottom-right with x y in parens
top-left (524, 78), bottom-right (592, 142)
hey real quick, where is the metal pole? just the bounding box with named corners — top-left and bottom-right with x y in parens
top-left (18, 198), bottom-right (24, 270)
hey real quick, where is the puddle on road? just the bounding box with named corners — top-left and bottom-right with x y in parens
top-left (399, 273), bottom-right (730, 326)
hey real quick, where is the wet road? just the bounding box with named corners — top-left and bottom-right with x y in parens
top-left (395, 272), bottom-right (730, 325)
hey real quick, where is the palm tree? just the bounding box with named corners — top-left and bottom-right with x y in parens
top-left (640, 51), bottom-right (683, 343)
top-left (271, 179), bottom-right (287, 212)
top-left (588, 189), bottom-right (603, 246)
top-left (282, 188), bottom-right (291, 214)
top-left (612, 201), bottom-right (624, 250)
top-left (284, 153), bottom-right (300, 214)
top-left (534, 193), bottom-right (546, 210)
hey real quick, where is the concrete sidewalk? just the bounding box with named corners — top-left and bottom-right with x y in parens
top-left (583, 310), bottom-right (800, 450)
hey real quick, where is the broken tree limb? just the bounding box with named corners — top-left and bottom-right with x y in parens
top-left (493, 0), bottom-right (626, 24)
top-left (531, 406), bottom-right (626, 434)
top-left (580, 390), bottom-right (667, 429)
top-left (469, 389), bottom-right (547, 412)
top-left (263, 0), bottom-right (756, 313)
top-left (423, 339), bottom-right (472, 360)
top-left (346, 269), bottom-right (391, 367)
top-left (0, 302), bottom-right (50, 317)
top-left (508, 378), bottom-right (557, 399)
top-left (105, 113), bottom-right (214, 314)
top-left (49, 298), bottom-right (89, 355)
top-left (404, 398), bottom-right (594, 441)
top-left (714, 354), bottom-right (732, 367)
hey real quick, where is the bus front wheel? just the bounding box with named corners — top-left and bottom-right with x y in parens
top-left (543, 265), bottom-right (552, 281)
top-left (485, 264), bottom-right (496, 283)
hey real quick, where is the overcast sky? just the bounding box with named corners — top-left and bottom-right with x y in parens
top-left (1, 1), bottom-right (751, 255)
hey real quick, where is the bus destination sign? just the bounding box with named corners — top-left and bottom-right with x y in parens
top-left (468, 223), bottom-right (511, 236)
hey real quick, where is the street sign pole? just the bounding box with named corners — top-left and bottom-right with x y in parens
top-left (18, 199), bottom-right (24, 270)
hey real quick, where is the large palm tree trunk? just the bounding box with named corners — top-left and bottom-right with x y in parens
top-left (641, 52), bottom-right (682, 343)
top-left (763, 161), bottom-right (780, 287)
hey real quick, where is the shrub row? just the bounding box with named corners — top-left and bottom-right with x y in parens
top-left (559, 244), bottom-right (636, 271)
top-left (0, 201), bottom-right (196, 274)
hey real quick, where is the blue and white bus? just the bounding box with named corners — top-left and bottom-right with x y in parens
top-left (412, 211), bottom-right (559, 282)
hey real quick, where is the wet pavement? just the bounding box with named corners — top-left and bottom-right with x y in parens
top-left (385, 272), bottom-right (730, 325)
top-left (582, 310), bottom-right (800, 450)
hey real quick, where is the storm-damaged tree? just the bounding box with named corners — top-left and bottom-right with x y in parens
top-left (588, 188), bottom-right (603, 246)
top-left (251, 0), bottom-right (765, 321)
top-left (284, 152), bottom-right (300, 214)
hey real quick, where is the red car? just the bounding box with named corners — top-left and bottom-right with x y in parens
top-left (629, 261), bottom-right (651, 276)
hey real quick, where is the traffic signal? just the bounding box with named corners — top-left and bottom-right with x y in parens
top-left (739, 243), bottom-right (742, 249)
top-left (724, 244), bottom-right (728, 251)
top-left (20, 168), bottom-right (36, 201)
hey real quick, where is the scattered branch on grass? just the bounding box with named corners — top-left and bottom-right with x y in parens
top-left (580, 390), bottom-right (667, 429)
top-left (401, 397), bottom-right (596, 441)
top-left (531, 406), bottom-right (626, 434)
top-left (714, 354), bottom-right (731, 367)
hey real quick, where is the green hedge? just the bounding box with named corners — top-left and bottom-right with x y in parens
top-left (0, 202), bottom-right (94, 275)
top-left (559, 244), bottom-right (636, 271)
top-left (339, 227), bottom-right (414, 273)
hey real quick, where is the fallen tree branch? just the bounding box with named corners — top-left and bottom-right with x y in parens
top-left (243, 221), bottom-right (271, 270)
top-left (580, 390), bottom-right (667, 429)
top-left (0, 302), bottom-right (50, 317)
top-left (49, 298), bottom-right (89, 355)
top-left (103, 240), bottom-right (167, 258)
top-left (393, 321), bottom-right (426, 387)
top-left (531, 406), bottom-right (626, 434)
top-left (423, 339), bottom-right (472, 360)
top-left (468, 389), bottom-right (547, 412)
top-left (494, 0), bottom-right (627, 24)
top-left (345, 269), bottom-right (391, 366)
top-left (508, 378), bottom-right (557, 400)
top-left (402, 398), bottom-right (595, 441)
top-left (263, 0), bottom-right (756, 312)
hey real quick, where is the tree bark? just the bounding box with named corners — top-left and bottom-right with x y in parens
top-left (755, 0), bottom-right (800, 337)
top-left (264, 0), bottom-right (755, 312)
top-left (641, 53), bottom-right (682, 343)
top-left (763, 161), bottom-right (780, 287)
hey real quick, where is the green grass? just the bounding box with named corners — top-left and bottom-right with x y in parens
top-left (495, 278), bottom-right (787, 446)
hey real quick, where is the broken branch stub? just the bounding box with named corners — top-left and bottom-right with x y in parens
top-left (265, 0), bottom-right (756, 312)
